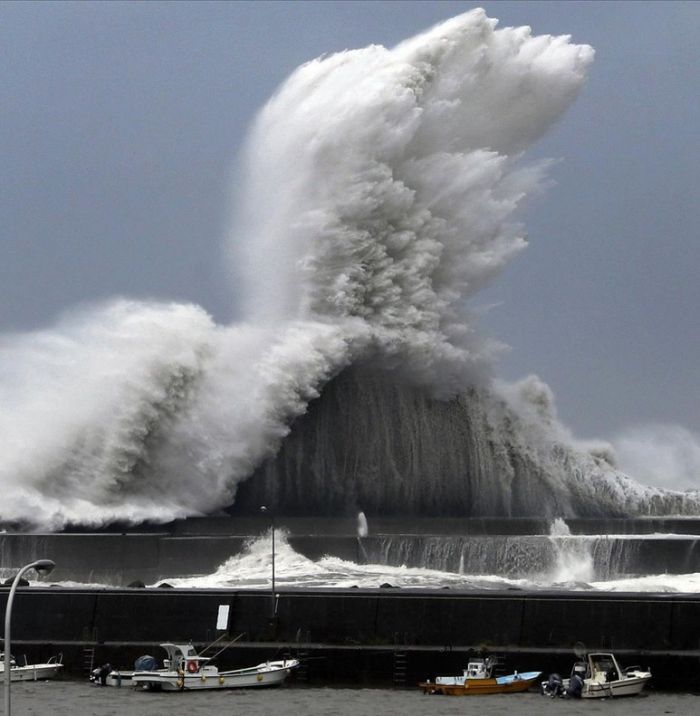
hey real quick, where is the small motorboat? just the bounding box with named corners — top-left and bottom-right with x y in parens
top-left (0, 653), bottom-right (63, 682)
top-left (419, 657), bottom-right (541, 695)
top-left (542, 652), bottom-right (651, 699)
top-left (131, 642), bottom-right (299, 691)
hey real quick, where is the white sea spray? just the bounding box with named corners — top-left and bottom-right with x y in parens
top-left (1, 9), bottom-right (696, 528)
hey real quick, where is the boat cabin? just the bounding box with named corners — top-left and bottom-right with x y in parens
top-left (159, 643), bottom-right (211, 673)
top-left (578, 653), bottom-right (621, 684)
top-left (570, 652), bottom-right (638, 686)
top-left (463, 658), bottom-right (494, 679)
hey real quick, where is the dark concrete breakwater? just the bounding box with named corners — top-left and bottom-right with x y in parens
top-left (2, 517), bottom-right (700, 692)
top-left (1, 586), bottom-right (699, 692)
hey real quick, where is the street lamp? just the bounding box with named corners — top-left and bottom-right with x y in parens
top-left (3, 559), bottom-right (55, 716)
top-left (259, 506), bottom-right (276, 617)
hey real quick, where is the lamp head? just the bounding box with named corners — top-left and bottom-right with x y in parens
top-left (33, 559), bottom-right (55, 576)
top-left (260, 505), bottom-right (268, 514)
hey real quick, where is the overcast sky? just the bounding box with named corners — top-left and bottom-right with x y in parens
top-left (3, 1), bottom-right (699, 452)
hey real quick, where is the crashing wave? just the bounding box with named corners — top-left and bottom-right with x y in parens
top-left (0, 9), bottom-right (697, 529)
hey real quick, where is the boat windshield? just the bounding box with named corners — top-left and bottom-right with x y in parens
top-left (160, 643), bottom-right (198, 664)
top-left (589, 655), bottom-right (619, 681)
top-left (463, 660), bottom-right (492, 678)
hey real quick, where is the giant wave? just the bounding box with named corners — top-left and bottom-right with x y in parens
top-left (1, 9), bottom-right (698, 529)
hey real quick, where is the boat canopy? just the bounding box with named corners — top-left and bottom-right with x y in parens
top-left (159, 643), bottom-right (211, 665)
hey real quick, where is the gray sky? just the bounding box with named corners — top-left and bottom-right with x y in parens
top-left (2, 0), bottom-right (699, 446)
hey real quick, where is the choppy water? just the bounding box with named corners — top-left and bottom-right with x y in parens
top-left (3, 681), bottom-right (698, 716)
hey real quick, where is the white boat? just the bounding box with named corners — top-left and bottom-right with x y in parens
top-left (542, 652), bottom-right (651, 698)
top-left (131, 642), bottom-right (299, 691)
top-left (0, 653), bottom-right (63, 682)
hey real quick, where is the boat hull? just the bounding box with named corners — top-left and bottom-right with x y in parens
top-left (132, 660), bottom-right (298, 691)
top-left (0, 664), bottom-right (63, 682)
top-left (93, 670), bottom-right (136, 687)
top-left (420, 673), bottom-right (541, 696)
top-left (581, 675), bottom-right (651, 698)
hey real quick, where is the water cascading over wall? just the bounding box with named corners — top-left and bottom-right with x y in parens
top-left (231, 366), bottom-right (671, 518)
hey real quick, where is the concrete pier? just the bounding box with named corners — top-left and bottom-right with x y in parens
top-left (0, 586), bottom-right (698, 690)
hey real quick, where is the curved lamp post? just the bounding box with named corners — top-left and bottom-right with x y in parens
top-left (259, 506), bottom-right (276, 618)
top-left (4, 559), bottom-right (55, 716)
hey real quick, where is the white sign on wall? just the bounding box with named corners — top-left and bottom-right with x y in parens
top-left (216, 604), bottom-right (230, 631)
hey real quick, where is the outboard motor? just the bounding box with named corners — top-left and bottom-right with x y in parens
top-left (134, 654), bottom-right (158, 671)
top-left (566, 673), bottom-right (584, 698)
top-left (90, 662), bottom-right (112, 686)
top-left (542, 672), bottom-right (563, 697)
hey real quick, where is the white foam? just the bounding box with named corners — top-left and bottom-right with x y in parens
top-left (156, 533), bottom-right (700, 593)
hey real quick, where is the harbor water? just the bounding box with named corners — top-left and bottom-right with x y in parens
top-left (2, 681), bottom-right (698, 716)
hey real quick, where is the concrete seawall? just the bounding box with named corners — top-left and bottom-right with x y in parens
top-left (2, 533), bottom-right (700, 586)
top-left (3, 518), bottom-right (700, 691)
top-left (1, 587), bottom-right (699, 690)
top-left (3, 516), bottom-right (700, 585)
